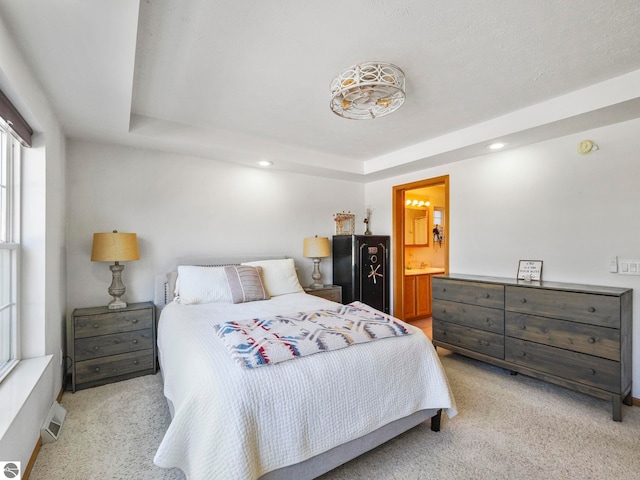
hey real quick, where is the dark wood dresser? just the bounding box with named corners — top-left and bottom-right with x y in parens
top-left (432, 274), bottom-right (632, 421)
top-left (71, 301), bottom-right (156, 391)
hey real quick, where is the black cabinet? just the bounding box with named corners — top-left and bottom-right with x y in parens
top-left (332, 235), bottom-right (390, 313)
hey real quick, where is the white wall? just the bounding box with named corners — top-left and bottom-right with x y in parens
top-left (366, 118), bottom-right (640, 398)
top-left (66, 140), bottom-right (365, 310)
top-left (0, 13), bottom-right (67, 468)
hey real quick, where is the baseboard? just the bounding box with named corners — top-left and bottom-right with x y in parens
top-left (24, 385), bottom-right (64, 480)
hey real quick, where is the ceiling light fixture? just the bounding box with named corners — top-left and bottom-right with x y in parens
top-left (257, 160), bottom-right (273, 167)
top-left (487, 142), bottom-right (507, 150)
top-left (330, 62), bottom-right (406, 120)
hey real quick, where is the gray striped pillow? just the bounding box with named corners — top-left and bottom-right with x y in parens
top-left (224, 266), bottom-right (269, 304)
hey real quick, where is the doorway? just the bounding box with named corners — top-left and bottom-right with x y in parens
top-left (392, 175), bottom-right (449, 331)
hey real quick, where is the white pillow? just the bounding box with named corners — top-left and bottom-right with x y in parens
top-left (175, 265), bottom-right (232, 304)
top-left (241, 258), bottom-right (304, 296)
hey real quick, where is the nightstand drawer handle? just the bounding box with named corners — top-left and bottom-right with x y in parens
top-left (93, 324), bottom-right (99, 329)
top-left (132, 319), bottom-right (138, 324)
top-left (587, 307), bottom-right (596, 313)
top-left (442, 288), bottom-right (446, 292)
top-left (588, 337), bottom-right (596, 344)
top-left (132, 339), bottom-right (138, 344)
top-left (94, 367), bottom-right (100, 372)
top-left (94, 346), bottom-right (100, 350)
top-left (589, 369), bottom-right (596, 375)
top-left (133, 360), bottom-right (139, 365)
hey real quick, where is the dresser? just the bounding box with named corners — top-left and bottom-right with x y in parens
top-left (432, 274), bottom-right (632, 421)
top-left (71, 302), bottom-right (156, 392)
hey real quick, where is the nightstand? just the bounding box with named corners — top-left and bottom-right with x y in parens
top-left (304, 285), bottom-right (342, 303)
top-left (71, 301), bottom-right (156, 392)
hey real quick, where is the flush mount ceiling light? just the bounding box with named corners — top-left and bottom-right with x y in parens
top-left (487, 142), bottom-right (507, 150)
top-left (257, 160), bottom-right (273, 167)
top-left (330, 62), bottom-right (406, 120)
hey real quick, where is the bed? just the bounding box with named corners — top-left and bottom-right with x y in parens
top-left (153, 256), bottom-right (456, 480)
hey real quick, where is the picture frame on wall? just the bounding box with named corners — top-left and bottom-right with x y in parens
top-left (517, 260), bottom-right (543, 281)
top-left (334, 212), bottom-right (355, 235)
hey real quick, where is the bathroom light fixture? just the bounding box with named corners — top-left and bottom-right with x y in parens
top-left (330, 62), bottom-right (406, 120)
top-left (405, 199), bottom-right (430, 207)
top-left (487, 142), bottom-right (507, 150)
top-left (303, 236), bottom-right (330, 289)
top-left (91, 230), bottom-right (140, 309)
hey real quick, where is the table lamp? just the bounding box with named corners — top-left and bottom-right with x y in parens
top-left (91, 230), bottom-right (140, 309)
top-left (303, 236), bottom-right (330, 289)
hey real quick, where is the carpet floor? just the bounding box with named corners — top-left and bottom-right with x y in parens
top-left (29, 350), bottom-right (640, 480)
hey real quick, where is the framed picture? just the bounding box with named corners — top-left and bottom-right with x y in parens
top-left (334, 212), bottom-right (355, 235)
top-left (517, 260), bottom-right (543, 281)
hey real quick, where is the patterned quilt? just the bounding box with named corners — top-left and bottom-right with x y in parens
top-left (213, 301), bottom-right (413, 368)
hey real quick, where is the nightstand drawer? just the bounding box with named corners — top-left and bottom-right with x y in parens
top-left (75, 349), bottom-right (154, 385)
top-left (74, 308), bottom-right (153, 338)
top-left (305, 285), bottom-right (342, 303)
top-left (75, 329), bottom-right (154, 361)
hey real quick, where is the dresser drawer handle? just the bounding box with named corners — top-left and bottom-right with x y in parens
top-left (589, 369), bottom-right (596, 375)
top-left (94, 367), bottom-right (100, 372)
top-left (520, 325), bottom-right (526, 330)
top-left (479, 340), bottom-right (489, 346)
top-left (485, 318), bottom-right (491, 323)
top-left (93, 324), bottom-right (99, 329)
top-left (132, 339), bottom-right (138, 344)
top-left (484, 293), bottom-right (490, 298)
top-left (133, 360), bottom-right (139, 365)
top-left (132, 319), bottom-right (139, 324)
top-left (520, 298), bottom-right (527, 303)
top-left (94, 346), bottom-right (100, 350)
top-left (587, 337), bottom-right (596, 344)
top-left (587, 307), bottom-right (596, 313)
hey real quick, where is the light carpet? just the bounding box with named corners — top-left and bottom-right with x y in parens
top-left (30, 351), bottom-right (640, 480)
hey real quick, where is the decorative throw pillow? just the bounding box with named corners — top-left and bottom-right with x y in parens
top-left (175, 265), bottom-right (233, 304)
top-left (241, 258), bottom-right (304, 296)
top-left (224, 266), bottom-right (269, 304)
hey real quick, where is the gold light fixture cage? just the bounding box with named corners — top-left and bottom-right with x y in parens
top-left (330, 62), bottom-right (406, 120)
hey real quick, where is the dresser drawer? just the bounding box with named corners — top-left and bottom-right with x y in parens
top-left (505, 338), bottom-right (619, 392)
top-left (433, 298), bottom-right (504, 334)
top-left (74, 329), bottom-right (154, 361)
top-left (433, 321), bottom-right (504, 359)
top-left (505, 286), bottom-right (620, 328)
top-left (74, 308), bottom-right (153, 338)
top-left (505, 312), bottom-right (620, 361)
top-left (432, 279), bottom-right (504, 309)
top-left (75, 349), bottom-right (154, 385)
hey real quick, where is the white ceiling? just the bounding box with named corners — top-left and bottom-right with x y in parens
top-left (1, 0), bottom-right (640, 181)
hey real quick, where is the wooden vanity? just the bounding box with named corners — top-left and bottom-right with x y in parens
top-left (404, 268), bottom-right (444, 319)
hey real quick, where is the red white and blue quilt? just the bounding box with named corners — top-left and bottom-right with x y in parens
top-left (213, 301), bottom-right (413, 368)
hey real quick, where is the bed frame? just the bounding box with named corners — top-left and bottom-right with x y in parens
top-left (154, 256), bottom-right (443, 480)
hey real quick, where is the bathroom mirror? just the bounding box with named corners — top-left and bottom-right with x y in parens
top-left (405, 208), bottom-right (428, 246)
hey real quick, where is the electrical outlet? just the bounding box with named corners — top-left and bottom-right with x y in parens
top-left (618, 259), bottom-right (640, 275)
top-left (609, 255), bottom-right (618, 273)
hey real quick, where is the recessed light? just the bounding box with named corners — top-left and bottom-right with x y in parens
top-left (487, 142), bottom-right (507, 150)
top-left (257, 160), bottom-right (273, 167)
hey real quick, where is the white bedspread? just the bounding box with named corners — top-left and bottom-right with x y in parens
top-left (154, 293), bottom-right (456, 480)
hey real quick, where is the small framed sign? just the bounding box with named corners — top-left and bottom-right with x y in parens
top-left (517, 260), bottom-right (543, 281)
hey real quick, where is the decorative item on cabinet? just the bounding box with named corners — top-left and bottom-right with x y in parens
top-left (432, 274), bottom-right (632, 421)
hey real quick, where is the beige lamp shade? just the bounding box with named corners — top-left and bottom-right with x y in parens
top-left (91, 232), bottom-right (140, 262)
top-left (303, 236), bottom-right (330, 258)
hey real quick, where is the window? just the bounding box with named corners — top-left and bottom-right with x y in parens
top-left (0, 125), bottom-right (20, 382)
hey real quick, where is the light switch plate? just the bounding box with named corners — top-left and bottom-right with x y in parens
top-left (618, 259), bottom-right (640, 275)
top-left (609, 256), bottom-right (618, 273)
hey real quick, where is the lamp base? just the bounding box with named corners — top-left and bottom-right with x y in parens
top-left (309, 257), bottom-right (324, 290)
top-left (108, 298), bottom-right (127, 310)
